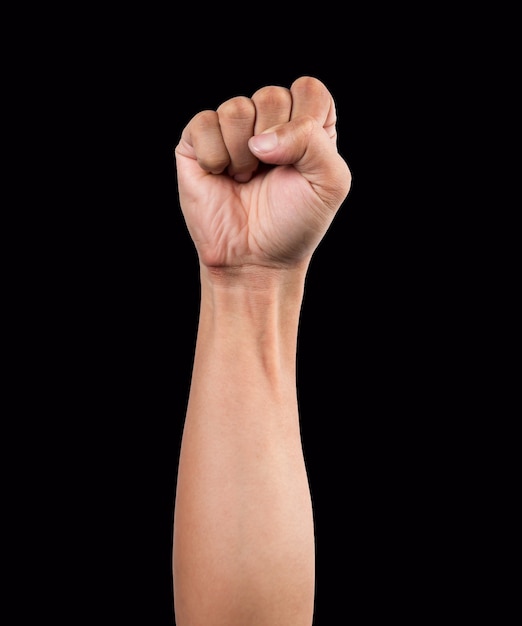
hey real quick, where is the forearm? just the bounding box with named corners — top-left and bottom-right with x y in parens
top-left (173, 265), bottom-right (315, 626)
top-left (188, 264), bottom-right (306, 410)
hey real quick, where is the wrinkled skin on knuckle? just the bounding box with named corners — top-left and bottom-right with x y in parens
top-left (252, 86), bottom-right (291, 114)
top-left (217, 96), bottom-right (255, 124)
top-left (291, 76), bottom-right (329, 103)
top-left (192, 109), bottom-right (217, 132)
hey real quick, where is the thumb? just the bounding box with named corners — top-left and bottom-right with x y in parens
top-left (248, 115), bottom-right (352, 208)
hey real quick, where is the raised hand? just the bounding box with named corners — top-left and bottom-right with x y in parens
top-left (174, 76), bottom-right (352, 271)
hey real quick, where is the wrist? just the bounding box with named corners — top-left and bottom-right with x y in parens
top-left (199, 264), bottom-right (308, 322)
top-left (197, 264), bottom-right (307, 375)
top-left (200, 262), bottom-right (309, 295)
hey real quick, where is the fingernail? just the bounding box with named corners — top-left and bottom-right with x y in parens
top-left (233, 172), bottom-right (252, 183)
top-left (250, 132), bottom-right (278, 153)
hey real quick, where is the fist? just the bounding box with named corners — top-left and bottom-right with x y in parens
top-left (175, 76), bottom-right (351, 270)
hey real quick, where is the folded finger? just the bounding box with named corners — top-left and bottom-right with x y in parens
top-left (216, 96), bottom-right (258, 181)
top-left (289, 76), bottom-right (337, 140)
top-left (181, 110), bottom-right (230, 174)
top-left (251, 85), bottom-right (292, 135)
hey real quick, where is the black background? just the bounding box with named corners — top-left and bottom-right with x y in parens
top-left (25, 10), bottom-right (465, 624)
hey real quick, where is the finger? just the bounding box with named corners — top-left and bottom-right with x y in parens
top-left (248, 116), bottom-right (352, 210)
top-left (180, 110), bottom-right (230, 175)
top-left (290, 76), bottom-right (338, 141)
top-left (216, 96), bottom-right (258, 182)
top-left (251, 85), bottom-right (292, 135)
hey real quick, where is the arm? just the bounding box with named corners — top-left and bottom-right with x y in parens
top-left (174, 265), bottom-right (314, 625)
top-left (173, 76), bottom-right (352, 626)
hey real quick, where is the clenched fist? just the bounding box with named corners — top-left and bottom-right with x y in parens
top-left (174, 76), bottom-right (352, 271)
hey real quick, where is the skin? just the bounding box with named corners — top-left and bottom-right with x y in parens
top-left (173, 76), bottom-right (352, 626)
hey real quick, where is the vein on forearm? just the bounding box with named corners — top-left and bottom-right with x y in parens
top-left (186, 270), bottom-right (306, 425)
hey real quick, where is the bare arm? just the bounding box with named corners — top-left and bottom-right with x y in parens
top-left (173, 76), bottom-right (351, 626)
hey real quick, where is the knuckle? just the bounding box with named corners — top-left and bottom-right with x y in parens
top-left (291, 75), bottom-right (323, 94)
top-left (291, 76), bottom-right (330, 107)
top-left (192, 109), bottom-right (218, 131)
top-left (217, 96), bottom-right (255, 121)
top-left (251, 86), bottom-right (291, 112)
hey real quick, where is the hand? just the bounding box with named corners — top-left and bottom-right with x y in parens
top-left (174, 76), bottom-right (352, 271)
